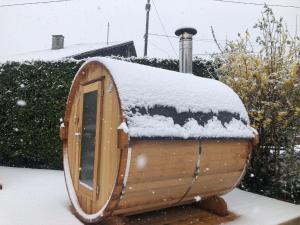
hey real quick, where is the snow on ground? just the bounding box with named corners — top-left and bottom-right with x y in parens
top-left (0, 166), bottom-right (81, 225)
top-left (1, 166), bottom-right (300, 225)
top-left (224, 189), bottom-right (300, 225)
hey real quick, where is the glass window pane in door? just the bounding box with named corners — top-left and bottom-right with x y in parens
top-left (79, 91), bottom-right (97, 188)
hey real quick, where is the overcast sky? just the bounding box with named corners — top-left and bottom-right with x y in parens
top-left (0, 0), bottom-right (299, 59)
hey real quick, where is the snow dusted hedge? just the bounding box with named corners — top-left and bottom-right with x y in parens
top-left (0, 57), bottom-right (217, 169)
top-left (0, 60), bottom-right (83, 169)
top-left (111, 56), bottom-right (220, 80)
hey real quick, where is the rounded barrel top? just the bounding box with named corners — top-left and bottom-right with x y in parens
top-left (79, 57), bottom-right (254, 140)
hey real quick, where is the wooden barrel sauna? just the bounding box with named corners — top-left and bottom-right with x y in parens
top-left (60, 57), bottom-right (258, 224)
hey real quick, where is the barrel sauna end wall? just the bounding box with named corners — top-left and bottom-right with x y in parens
top-left (60, 57), bottom-right (258, 224)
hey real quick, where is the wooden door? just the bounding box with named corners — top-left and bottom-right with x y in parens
top-left (76, 81), bottom-right (103, 203)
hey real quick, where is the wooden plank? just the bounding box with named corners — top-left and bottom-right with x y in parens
top-left (125, 177), bottom-right (192, 194)
top-left (181, 188), bottom-right (231, 203)
top-left (78, 194), bottom-right (83, 211)
top-left (74, 87), bottom-right (83, 193)
top-left (199, 141), bottom-right (249, 161)
top-left (86, 198), bottom-right (93, 214)
top-left (127, 140), bottom-right (198, 184)
top-left (82, 195), bottom-right (87, 213)
top-left (92, 81), bottom-right (103, 204)
top-left (113, 199), bottom-right (180, 216)
top-left (199, 158), bottom-right (246, 176)
top-left (188, 171), bottom-right (242, 197)
top-left (116, 140), bottom-right (199, 213)
top-left (66, 90), bottom-right (82, 191)
top-left (95, 68), bottom-right (121, 211)
top-left (80, 76), bottom-right (105, 86)
top-left (118, 184), bottom-right (189, 209)
top-left (86, 62), bottom-right (103, 82)
top-left (184, 140), bottom-right (250, 199)
top-left (59, 126), bottom-right (68, 141)
top-left (98, 73), bottom-right (114, 207)
top-left (127, 165), bottom-right (195, 183)
top-left (67, 100), bottom-right (75, 184)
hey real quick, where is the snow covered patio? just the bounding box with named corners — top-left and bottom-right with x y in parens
top-left (0, 166), bottom-right (300, 225)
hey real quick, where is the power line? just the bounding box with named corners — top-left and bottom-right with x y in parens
top-left (148, 40), bottom-right (173, 57)
top-left (210, 0), bottom-right (300, 9)
top-left (194, 53), bottom-right (219, 56)
top-left (149, 32), bottom-right (263, 48)
top-left (194, 50), bottom-right (259, 56)
top-left (0, 0), bottom-right (74, 8)
top-left (194, 38), bottom-right (226, 42)
top-left (149, 33), bottom-right (178, 39)
top-left (151, 0), bottom-right (178, 57)
top-left (1, 0), bottom-right (299, 9)
top-left (149, 32), bottom-right (228, 43)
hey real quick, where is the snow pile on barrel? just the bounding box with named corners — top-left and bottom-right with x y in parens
top-left (85, 57), bottom-right (254, 139)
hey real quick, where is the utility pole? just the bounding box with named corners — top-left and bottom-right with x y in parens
top-left (106, 22), bottom-right (110, 45)
top-left (144, 0), bottom-right (151, 57)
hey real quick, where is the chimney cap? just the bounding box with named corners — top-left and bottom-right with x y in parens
top-left (175, 27), bottom-right (197, 36)
top-left (52, 34), bottom-right (64, 38)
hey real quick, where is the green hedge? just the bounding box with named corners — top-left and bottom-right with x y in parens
top-left (0, 60), bottom-right (84, 169)
top-left (0, 57), bottom-right (217, 170)
top-left (114, 56), bottom-right (219, 79)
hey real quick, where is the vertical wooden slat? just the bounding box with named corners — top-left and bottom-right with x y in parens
top-left (186, 140), bottom-right (249, 199)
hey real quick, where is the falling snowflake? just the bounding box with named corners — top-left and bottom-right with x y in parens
top-left (136, 154), bottom-right (147, 170)
top-left (16, 100), bottom-right (26, 107)
top-left (194, 196), bottom-right (201, 202)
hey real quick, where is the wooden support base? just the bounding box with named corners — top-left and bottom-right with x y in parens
top-left (198, 196), bottom-right (229, 217)
top-left (81, 197), bottom-right (230, 224)
top-left (97, 203), bottom-right (235, 225)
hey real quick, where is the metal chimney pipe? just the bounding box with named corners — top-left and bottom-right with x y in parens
top-left (52, 35), bottom-right (64, 50)
top-left (175, 27), bottom-right (197, 74)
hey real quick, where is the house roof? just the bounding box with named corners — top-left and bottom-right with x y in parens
top-left (80, 57), bottom-right (255, 140)
top-left (1, 41), bottom-right (135, 62)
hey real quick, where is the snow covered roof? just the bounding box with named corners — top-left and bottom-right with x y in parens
top-left (1, 41), bottom-right (135, 62)
top-left (83, 57), bottom-right (255, 140)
